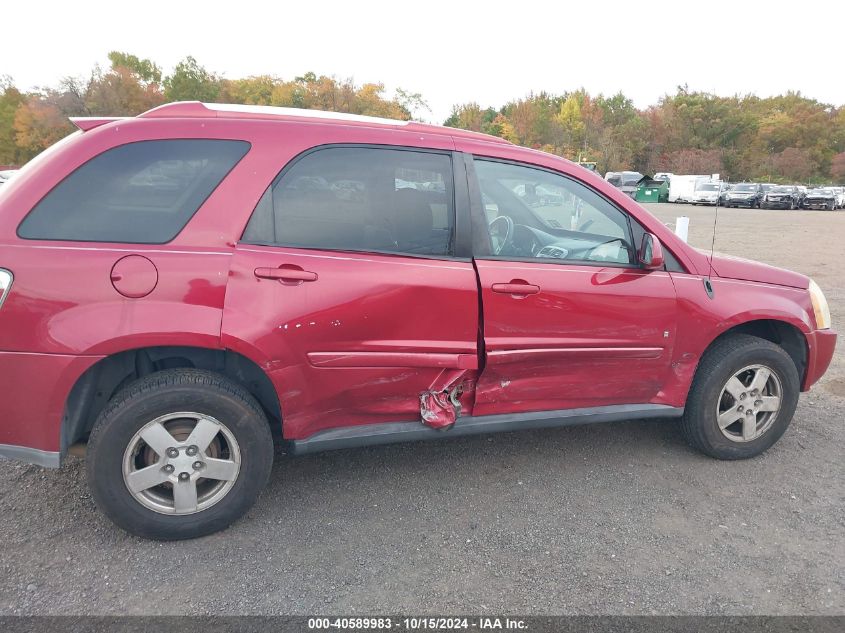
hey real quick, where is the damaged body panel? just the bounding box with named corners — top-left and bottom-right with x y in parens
top-left (221, 242), bottom-right (481, 440)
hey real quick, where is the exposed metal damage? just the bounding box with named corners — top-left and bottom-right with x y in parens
top-left (419, 369), bottom-right (470, 429)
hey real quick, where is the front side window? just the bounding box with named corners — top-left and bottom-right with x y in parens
top-left (474, 159), bottom-right (634, 265)
top-left (18, 140), bottom-right (249, 243)
top-left (243, 147), bottom-right (454, 257)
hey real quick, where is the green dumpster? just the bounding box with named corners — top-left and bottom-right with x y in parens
top-left (635, 176), bottom-right (669, 203)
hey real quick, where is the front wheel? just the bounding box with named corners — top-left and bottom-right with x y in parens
top-left (681, 334), bottom-right (800, 460)
top-left (87, 369), bottom-right (274, 540)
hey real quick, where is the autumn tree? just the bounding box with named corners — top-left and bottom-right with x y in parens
top-left (828, 152), bottom-right (845, 181)
top-left (771, 148), bottom-right (814, 182)
top-left (0, 78), bottom-right (27, 164)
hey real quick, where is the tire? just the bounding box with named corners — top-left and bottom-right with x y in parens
top-left (680, 334), bottom-right (800, 460)
top-left (87, 369), bottom-right (274, 540)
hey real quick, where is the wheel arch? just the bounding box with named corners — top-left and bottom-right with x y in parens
top-left (62, 345), bottom-right (282, 455)
top-left (699, 318), bottom-right (808, 386)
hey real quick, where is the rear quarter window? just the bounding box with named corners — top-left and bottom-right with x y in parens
top-left (17, 139), bottom-right (249, 244)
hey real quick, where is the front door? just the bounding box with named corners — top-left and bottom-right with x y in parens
top-left (222, 146), bottom-right (478, 440)
top-left (468, 157), bottom-right (678, 417)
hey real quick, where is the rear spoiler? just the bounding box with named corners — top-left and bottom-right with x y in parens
top-left (69, 117), bottom-right (128, 132)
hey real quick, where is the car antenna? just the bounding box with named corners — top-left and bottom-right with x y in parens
top-left (704, 180), bottom-right (720, 299)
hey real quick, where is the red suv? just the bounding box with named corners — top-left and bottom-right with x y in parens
top-left (0, 102), bottom-right (836, 540)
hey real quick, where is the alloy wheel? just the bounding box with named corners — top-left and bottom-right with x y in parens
top-left (122, 412), bottom-right (241, 515)
top-left (715, 364), bottom-right (782, 442)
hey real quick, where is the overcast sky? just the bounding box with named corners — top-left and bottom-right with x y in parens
top-left (2, 0), bottom-right (843, 123)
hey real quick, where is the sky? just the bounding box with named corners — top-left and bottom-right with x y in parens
top-left (2, 0), bottom-right (844, 123)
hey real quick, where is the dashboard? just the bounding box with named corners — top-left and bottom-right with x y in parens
top-left (507, 222), bottom-right (632, 264)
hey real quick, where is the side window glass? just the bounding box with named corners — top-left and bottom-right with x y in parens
top-left (18, 140), bottom-right (249, 244)
top-left (474, 159), bottom-right (634, 265)
top-left (242, 147), bottom-right (455, 257)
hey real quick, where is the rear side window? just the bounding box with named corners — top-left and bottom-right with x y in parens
top-left (18, 139), bottom-right (249, 243)
top-left (243, 146), bottom-right (454, 256)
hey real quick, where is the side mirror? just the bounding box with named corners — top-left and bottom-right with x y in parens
top-left (639, 233), bottom-right (664, 270)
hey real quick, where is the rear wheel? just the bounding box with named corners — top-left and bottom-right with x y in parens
top-left (87, 369), bottom-right (274, 540)
top-left (681, 334), bottom-right (799, 460)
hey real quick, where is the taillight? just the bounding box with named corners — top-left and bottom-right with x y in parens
top-left (0, 269), bottom-right (12, 308)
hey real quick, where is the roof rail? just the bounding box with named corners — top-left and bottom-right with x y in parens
top-left (136, 101), bottom-right (512, 144)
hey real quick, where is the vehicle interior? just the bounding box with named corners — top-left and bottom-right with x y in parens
top-left (245, 147), bottom-right (454, 256)
top-left (476, 162), bottom-right (635, 265)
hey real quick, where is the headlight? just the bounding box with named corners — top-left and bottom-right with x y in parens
top-left (809, 279), bottom-right (831, 329)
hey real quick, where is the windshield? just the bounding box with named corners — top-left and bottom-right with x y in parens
top-left (771, 187), bottom-right (791, 193)
top-left (696, 183), bottom-right (720, 191)
top-left (733, 184), bottom-right (757, 192)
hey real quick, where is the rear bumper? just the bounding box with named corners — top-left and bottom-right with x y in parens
top-left (803, 329), bottom-right (837, 390)
top-left (0, 350), bottom-right (101, 467)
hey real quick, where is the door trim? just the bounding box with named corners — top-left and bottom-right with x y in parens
top-left (307, 351), bottom-right (478, 369)
top-left (288, 403), bottom-right (683, 455)
top-left (486, 347), bottom-right (665, 364)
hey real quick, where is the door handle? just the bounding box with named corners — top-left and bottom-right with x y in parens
top-left (254, 266), bottom-right (318, 283)
top-left (492, 280), bottom-right (540, 296)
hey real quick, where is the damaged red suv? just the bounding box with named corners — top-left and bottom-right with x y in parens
top-left (0, 102), bottom-right (836, 539)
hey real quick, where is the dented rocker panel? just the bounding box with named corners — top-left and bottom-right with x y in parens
top-left (289, 404), bottom-right (684, 454)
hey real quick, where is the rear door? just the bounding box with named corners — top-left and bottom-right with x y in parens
top-left (467, 156), bottom-right (678, 417)
top-left (222, 145), bottom-right (479, 440)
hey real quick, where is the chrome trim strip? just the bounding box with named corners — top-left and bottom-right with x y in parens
top-left (0, 444), bottom-right (61, 468)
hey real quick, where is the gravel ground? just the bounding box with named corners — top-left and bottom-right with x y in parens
top-left (0, 204), bottom-right (843, 615)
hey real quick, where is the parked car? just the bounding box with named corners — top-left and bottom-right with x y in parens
top-left (723, 183), bottom-right (764, 208)
top-left (0, 103), bottom-right (835, 540)
top-left (604, 170), bottom-right (643, 198)
top-left (761, 185), bottom-right (803, 210)
top-left (832, 186), bottom-right (845, 209)
top-left (803, 187), bottom-right (838, 210)
top-left (690, 181), bottom-right (723, 205)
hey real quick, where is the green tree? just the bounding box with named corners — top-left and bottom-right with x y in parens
top-left (163, 56), bottom-right (221, 102)
top-left (107, 52), bottom-right (162, 84)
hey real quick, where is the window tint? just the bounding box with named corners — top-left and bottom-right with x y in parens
top-left (474, 159), bottom-right (634, 265)
top-left (18, 140), bottom-right (249, 243)
top-left (242, 147), bottom-right (454, 256)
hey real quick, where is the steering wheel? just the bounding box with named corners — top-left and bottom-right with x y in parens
top-left (488, 215), bottom-right (514, 255)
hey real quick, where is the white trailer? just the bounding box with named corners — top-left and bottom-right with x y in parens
top-left (668, 175), bottom-right (710, 203)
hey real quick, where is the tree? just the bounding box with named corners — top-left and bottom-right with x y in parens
top-left (163, 56), bottom-right (221, 102)
top-left (0, 79), bottom-right (27, 164)
top-left (13, 97), bottom-right (73, 156)
top-left (107, 52), bottom-right (162, 85)
top-left (829, 152), bottom-right (845, 181)
top-left (663, 149), bottom-right (724, 175)
top-left (771, 148), bottom-right (813, 182)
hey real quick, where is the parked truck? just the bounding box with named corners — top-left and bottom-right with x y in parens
top-left (668, 175), bottom-right (711, 203)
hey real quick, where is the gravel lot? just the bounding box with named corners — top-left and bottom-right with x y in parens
top-left (0, 204), bottom-right (842, 615)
